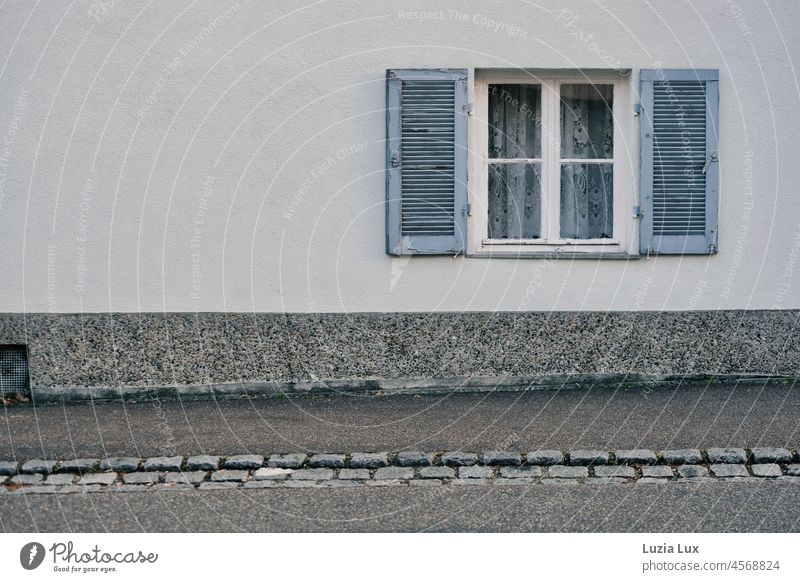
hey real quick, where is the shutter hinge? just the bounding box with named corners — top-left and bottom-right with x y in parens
top-left (390, 150), bottom-right (400, 168)
top-left (702, 150), bottom-right (718, 174)
top-left (633, 205), bottom-right (643, 219)
top-left (633, 103), bottom-right (641, 116)
top-left (463, 102), bottom-right (474, 116)
top-left (463, 202), bottom-right (472, 217)
top-left (709, 227), bottom-right (719, 253)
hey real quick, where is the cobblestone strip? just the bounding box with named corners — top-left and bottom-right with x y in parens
top-left (2, 448), bottom-right (799, 494)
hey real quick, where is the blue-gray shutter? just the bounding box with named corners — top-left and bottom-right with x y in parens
top-left (639, 69), bottom-right (719, 254)
top-left (386, 69), bottom-right (468, 255)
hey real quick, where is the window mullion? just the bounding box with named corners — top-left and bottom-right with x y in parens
top-left (547, 80), bottom-right (560, 241)
top-left (538, 81), bottom-right (549, 241)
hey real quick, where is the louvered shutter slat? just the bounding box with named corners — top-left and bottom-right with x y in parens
top-left (639, 69), bottom-right (719, 254)
top-left (386, 69), bottom-right (468, 255)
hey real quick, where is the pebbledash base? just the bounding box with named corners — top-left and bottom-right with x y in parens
top-left (0, 311), bottom-right (798, 400)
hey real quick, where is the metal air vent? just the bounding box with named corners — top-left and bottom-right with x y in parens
top-left (0, 345), bottom-right (30, 396)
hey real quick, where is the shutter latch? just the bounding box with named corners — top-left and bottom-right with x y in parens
top-left (390, 150), bottom-right (400, 168)
top-left (702, 150), bottom-right (718, 174)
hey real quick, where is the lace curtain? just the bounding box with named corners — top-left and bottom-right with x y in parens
top-left (487, 84), bottom-right (541, 239)
top-left (486, 83), bottom-right (614, 240)
top-left (559, 84), bottom-right (614, 239)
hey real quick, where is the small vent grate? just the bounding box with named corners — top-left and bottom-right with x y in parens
top-left (0, 345), bottom-right (30, 396)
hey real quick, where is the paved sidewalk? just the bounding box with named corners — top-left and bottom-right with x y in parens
top-left (2, 381), bottom-right (799, 459)
top-left (2, 481), bottom-right (799, 532)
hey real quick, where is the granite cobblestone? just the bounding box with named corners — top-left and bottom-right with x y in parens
top-left (641, 466), bottom-right (674, 478)
top-left (253, 467), bottom-right (292, 480)
top-left (349, 453), bottom-right (389, 469)
top-left (43, 474), bottom-right (76, 486)
top-left (750, 448), bottom-right (792, 463)
top-left (374, 467), bottom-right (414, 480)
top-left (267, 454), bottom-right (306, 469)
top-left (709, 464), bottom-right (749, 478)
top-left (500, 466), bottom-right (542, 478)
top-left (662, 449), bottom-right (703, 464)
top-left (144, 456), bottom-right (183, 472)
top-left (568, 450), bottom-right (608, 466)
top-left (549, 466), bottom-right (588, 479)
top-left (440, 452), bottom-right (478, 466)
top-left (594, 466), bottom-right (635, 479)
top-left (338, 469), bottom-right (371, 480)
top-left (751, 464), bottom-right (782, 478)
top-left (21, 460), bottom-right (57, 474)
top-left (420, 466), bottom-right (455, 479)
top-left (526, 450), bottom-right (563, 465)
top-left (11, 474), bottom-right (43, 485)
top-left (677, 465), bottom-right (708, 478)
top-left (186, 456), bottom-right (220, 471)
top-left (458, 466), bottom-right (493, 479)
top-left (165, 471), bottom-right (208, 484)
top-left (396, 452), bottom-right (433, 467)
top-left (223, 455), bottom-right (264, 470)
top-left (211, 470), bottom-right (250, 482)
top-left (79, 473), bottom-right (117, 486)
top-left (57, 459), bottom-right (98, 473)
top-left (291, 468), bottom-right (334, 480)
top-left (100, 457), bottom-right (141, 472)
top-left (615, 450), bottom-right (657, 465)
top-left (122, 472), bottom-right (161, 485)
top-left (707, 448), bottom-right (747, 464)
top-left (308, 454), bottom-right (346, 468)
top-left (482, 451), bottom-right (521, 466)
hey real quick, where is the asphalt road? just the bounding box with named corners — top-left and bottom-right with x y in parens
top-left (2, 480), bottom-right (799, 532)
top-left (2, 381), bottom-right (799, 459)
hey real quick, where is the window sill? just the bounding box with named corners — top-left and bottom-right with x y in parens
top-left (466, 250), bottom-right (640, 260)
top-left (481, 239), bottom-right (620, 246)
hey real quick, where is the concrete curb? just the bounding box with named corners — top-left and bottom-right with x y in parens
top-left (13, 373), bottom-right (799, 404)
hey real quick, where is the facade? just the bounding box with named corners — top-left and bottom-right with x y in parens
top-left (0, 1), bottom-right (798, 397)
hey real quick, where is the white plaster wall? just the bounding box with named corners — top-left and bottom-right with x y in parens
top-left (1, 0), bottom-right (798, 313)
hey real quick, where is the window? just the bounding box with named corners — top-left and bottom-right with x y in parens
top-left (385, 68), bottom-right (718, 257)
top-left (469, 70), bottom-right (635, 256)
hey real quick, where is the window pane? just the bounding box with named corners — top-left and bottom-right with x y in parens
top-left (560, 163), bottom-right (613, 239)
top-left (560, 84), bottom-right (613, 159)
top-left (488, 84), bottom-right (541, 159)
top-left (488, 163), bottom-right (541, 239)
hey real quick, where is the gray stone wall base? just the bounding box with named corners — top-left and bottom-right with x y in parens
top-left (0, 311), bottom-right (798, 402)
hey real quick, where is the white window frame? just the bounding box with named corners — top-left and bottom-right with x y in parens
top-left (467, 69), bottom-right (637, 257)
